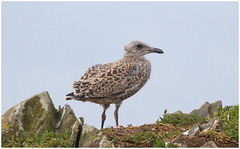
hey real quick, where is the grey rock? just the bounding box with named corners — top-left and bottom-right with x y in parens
top-left (189, 109), bottom-right (198, 115)
top-left (197, 102), bottom-right (210, 118)
top-left (56, 104), bottom-right (77, 134)
top-left (183, 124), bottom-right (200, 137)
top-left (98, 133), bottom-right (115, 148)
top-left (126, 124), bottom-right (132, 127)
top-left (1, 91), bottom-right (57, 143)
top-left (78, 124), bottom-right (99, 147)
top-left (69, 117), bottom-right (84, 147)
top-left (200, 141), bottom-right (218, 148)
top-left (180, 116), bottom-right (222, 142)
top-left (209, 100), bottom-right (222, 115)
top-left (189, 101), bottom-right (222, 119)
top-left (166, 110), bottom-right (183, 116)
top-left (174, 110), bottom-right (183, 115)
top-left (78, 124), bottom-right (114, 147)
top-left (201, 117), bottom-right (223, 132)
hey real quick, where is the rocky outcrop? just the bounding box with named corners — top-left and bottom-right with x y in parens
top-left (1, 91), bottom-right (57, 144)
top-left (1, 91), bottom-right (78, 146)
top-left (1, 91), bottom-right (114, 148)
top-left (190, 100), bottom-right (222, 118)
top-left (2, 96), bottom-right (234, 148)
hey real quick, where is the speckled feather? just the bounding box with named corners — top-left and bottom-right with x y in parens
top-left (72, 56), bottom-right (151, 104)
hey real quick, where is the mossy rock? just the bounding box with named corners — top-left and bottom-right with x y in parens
top-left (1, 91), bottom-right (57, 145)
top-left (78, 124), bottom-right (114, 147)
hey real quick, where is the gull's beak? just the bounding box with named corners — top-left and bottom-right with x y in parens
top-left (151, 47), bottom-right (164, 54)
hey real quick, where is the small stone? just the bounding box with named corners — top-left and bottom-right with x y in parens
top-left (116, 125), bottom-right (124, 129)
top-left (183, 124), bottom-right (200, 137)
top-left (126, 124), bottom-right (132, 127)
top-left (200, 141), bottom-right (218, 148)
top-left (152, 128), bottom-right (157, 131)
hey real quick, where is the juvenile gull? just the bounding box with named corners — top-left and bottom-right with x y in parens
top-left (66, 40), bottom-right (164, 129)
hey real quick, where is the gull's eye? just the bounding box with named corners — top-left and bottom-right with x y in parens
top-left (136, 44), bottom-right (143, 49)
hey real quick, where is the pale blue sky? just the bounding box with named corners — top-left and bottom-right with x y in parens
top-left (2, 2), bottom-right (238, 129)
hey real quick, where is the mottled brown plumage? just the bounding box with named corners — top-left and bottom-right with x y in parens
top-left (66, 40), bottom-right (164, 129)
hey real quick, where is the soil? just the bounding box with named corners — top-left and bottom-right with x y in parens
top-left (101, 123), bottom-right (239, 148)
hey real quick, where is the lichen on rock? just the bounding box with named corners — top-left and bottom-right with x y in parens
top-left (1, 91), bottom-right (57, 144)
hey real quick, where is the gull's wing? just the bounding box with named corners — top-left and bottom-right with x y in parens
top-left (73, 59), bottom-right (142, 99)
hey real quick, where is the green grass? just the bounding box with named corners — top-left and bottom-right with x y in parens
top-left (122, 131), bottom-right (179, 147)
top-left (156, 109), bottom-right (207, 129)
top-left (214, 105), bottom-right (239, 140)
top-left (2, 131), bottom-right (72, 147)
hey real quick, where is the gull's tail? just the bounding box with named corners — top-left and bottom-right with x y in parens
top-left (66, 92), bottom-right (85, 101)
top-left (66, 92), bottom-right (74, 100)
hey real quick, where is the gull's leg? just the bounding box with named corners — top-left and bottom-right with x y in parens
top-left (114, 104), bottom-right (121, 127)
top-left (101, 104), bottom-right (110, 129)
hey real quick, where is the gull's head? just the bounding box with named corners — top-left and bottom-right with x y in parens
top-left (124, 40), bottom-right (164, 58)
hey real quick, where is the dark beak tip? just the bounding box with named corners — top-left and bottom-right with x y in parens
top-left (153, 48), bottom-right (164, 54)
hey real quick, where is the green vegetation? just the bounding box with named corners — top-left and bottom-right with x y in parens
top-left (122, 131), bottom-right (179, 147)
top-left (157, 105), bottom-right (239, 140)
top-left (156, 109), bottom-right (207, 129)
top-left (3, 104), bottom-right (238, 147)
top-left (2, 131), bottom-right (72, 147)
top-left (154, 139), bottom-right (178, 148)
top-left (214, 105), bottom-right (239, 140)
top-left (123, 131), bottom-right (158, 144)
